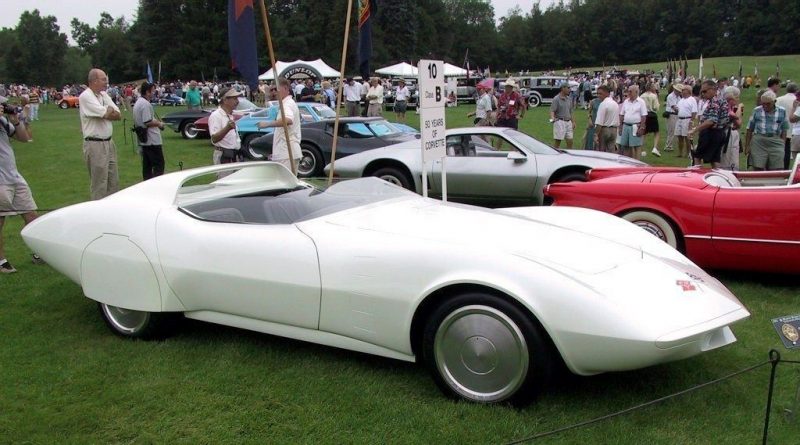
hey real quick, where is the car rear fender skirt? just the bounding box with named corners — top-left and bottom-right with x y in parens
top-left (80, 234), bottom-right (163, 312)
top-left (409, 283), bottom-right (562, 368)
top-left (364, 161), bottom-right (418, 192)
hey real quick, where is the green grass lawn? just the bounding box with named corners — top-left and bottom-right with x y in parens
top-left (2, 70), bottom-right (799, 443)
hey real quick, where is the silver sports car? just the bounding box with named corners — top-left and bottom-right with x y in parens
top-left (326, 127), bottom-right (647, 207)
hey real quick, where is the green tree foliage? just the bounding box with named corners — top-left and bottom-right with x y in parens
top-left (3, 10), bottom-right (68, 85)
top-left (3, 0), bottom-right (800, 86)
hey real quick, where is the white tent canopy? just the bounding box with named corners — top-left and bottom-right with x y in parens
top-left (258, 59), bottom-right (341, 80)
top-left (443, 63), bottom-right (468, 77)
top-left (375, 62), bottom-right (418, 77)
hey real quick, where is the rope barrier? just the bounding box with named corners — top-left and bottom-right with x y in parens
top-left (506, 350), bottom-right (798, 444)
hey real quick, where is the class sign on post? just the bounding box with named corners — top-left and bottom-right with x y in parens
top-left (418, 60), bottom-right (446, 162)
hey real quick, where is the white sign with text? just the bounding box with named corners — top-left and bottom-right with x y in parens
top-left (418, 59), bottom-right (446, 162)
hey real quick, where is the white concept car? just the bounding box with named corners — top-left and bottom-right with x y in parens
top-left (22, 163), bottom-right (750, 405)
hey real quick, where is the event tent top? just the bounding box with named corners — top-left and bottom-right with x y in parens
top-left (443, 63), bottom-right (468, 77)
top-left (375, 62), bottom-right (418, 77)
top-left (258, 59), bottom-right (341, 80)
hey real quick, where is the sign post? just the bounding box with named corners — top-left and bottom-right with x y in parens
top-left (418, 59), bottom-right (447, 200)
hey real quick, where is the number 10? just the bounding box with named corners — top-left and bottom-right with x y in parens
top-left (427, 63), bottom-right (437, 79)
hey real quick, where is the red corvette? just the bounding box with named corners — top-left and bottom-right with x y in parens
top-left (544, 158), bottom-right (800, 274)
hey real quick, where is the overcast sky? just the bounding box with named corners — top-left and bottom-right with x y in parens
top-left (0, 0), bottom-right (548, 38)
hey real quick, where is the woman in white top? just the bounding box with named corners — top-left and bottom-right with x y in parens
top-left (467, 85), bottom-right (493, 126)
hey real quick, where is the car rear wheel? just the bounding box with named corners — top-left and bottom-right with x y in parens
top-left (181, 122), bottom-right (199, 139)
top-left (98, 303), bottom-right (178, 340)
top-left (528, 94), bottom-right (541, 108)
top-left (298, 143), bottom-right (323, 178)
top-left (422, 293), bottom-right (554, 405)
top-left (59, 101), bottom-right (68, 109)
top-left (371, 167), bottom-right (412, 190)
top-left (622, 210), bottom-right (680, 250)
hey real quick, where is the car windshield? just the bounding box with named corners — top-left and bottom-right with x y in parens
top-left (503, 129), bottom-right (560, 155)
top-left (312, 104), bottom-right (337, 118)
top-left (235, 98), bottom-right (259, 111)
top-left (180, 177), bottom-right (417, 224)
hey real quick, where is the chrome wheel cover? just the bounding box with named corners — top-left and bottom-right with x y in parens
top-left (434, 305), bottom-right (529, 402)
top-left (102, 304), bottom-right (150, 335)
top-left (632, 220), bottom-right (667, 242)
top-left (298, 149), bottom-right (316, 176)
top-left (378, 174), bottom-right (403, 187)
top-left (184, 124), bottom-right (198, 138)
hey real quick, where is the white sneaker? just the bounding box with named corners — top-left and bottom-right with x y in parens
top-left (651, 147), bottom-right (661, 157)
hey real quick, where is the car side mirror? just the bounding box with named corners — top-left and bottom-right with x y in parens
top-left (507, 152), bottom-right (527, 163)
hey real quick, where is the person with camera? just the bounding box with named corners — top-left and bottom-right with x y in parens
top-left (79, 69), bottom-right (121, 200)
top-left (133, 82), bottom-right (166, 180)
top-left (0, 95), bottom-right (44, 274)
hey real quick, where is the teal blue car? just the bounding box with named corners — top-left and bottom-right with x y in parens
top-left (237, 102), bottom-right (337, 150)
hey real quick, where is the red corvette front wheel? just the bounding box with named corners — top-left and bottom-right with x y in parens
top-left (622, 210), bottom-right (680, 250)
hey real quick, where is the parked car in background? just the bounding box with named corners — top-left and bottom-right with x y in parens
top-left (57, 96), bottom-right (80, 109)
top-left (519, 76), bottom-right (568, 107)
top-left (156, 94), bottom-right (185, 106)
top-left (162, 97), bottom-right (263, 139)
top-left (21, 162), bottom-right (750, 406)
top-left (544, 159), bottom-right (800, 274)
top-left (237, 102), bottom-right (335, 150)
top-left (327, 126), bottom-right (646, 207)
top-left (248, 117), bottom-right (418, 178)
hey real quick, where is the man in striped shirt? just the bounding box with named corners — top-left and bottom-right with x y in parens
top-left (744, 90), bottom-right (789, 170)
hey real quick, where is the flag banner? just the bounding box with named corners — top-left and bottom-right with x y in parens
top-left (358, 0), bottom-right (377, 80)
top-left (146, 62), bottom-right (153, 84)
top-left (738, 61), bottom-right (742, 79)
top-left (228, 0), bottom-right (259, 90)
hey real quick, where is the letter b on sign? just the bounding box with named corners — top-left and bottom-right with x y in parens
top-left (435, 86), bottom-right (441, 102)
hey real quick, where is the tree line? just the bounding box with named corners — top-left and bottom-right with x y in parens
top-left (1, 0), bottom-right (798, 86)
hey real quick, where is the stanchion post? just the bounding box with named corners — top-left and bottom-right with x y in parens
top-left (762, 349), bottom-right (781, 445)
top-left (327, 0), bottom-right (354, 186)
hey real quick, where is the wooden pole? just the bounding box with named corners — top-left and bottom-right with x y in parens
top-left (327, 0), bottom-right (354, 186)
top-left (257, 0), bottom-right (296, 175)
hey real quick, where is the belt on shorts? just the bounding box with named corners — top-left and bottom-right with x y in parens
top-left (556, 118), bottom-right (571, 122)
top-left (597, 125), bottom-right (618, 128)
top-left (678, 116), bottom-right (691, 120)
top-left (623, 122), bottom-right (639, 126)
top-left (347, 100), bottom-right (359, 103)
top-left (84, 137), bottom-right (112, 141)
top-left (756, 133), bottom-right (777, 138)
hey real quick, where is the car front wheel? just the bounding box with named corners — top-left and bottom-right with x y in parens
top-left (621, 210), bottom-right (681, 250)
top-left (371, 167), bottom-right (412, 190)
top-left (181, 122), bottom-right (199, 139)
top-left (422, 293), bottom-right (555, 405)
top-left (98, 303), bottom-right (177, 340)
top-left (59, 101), bottom-right (68, 109)
top-left (528, 94), bottom-right (541, 107)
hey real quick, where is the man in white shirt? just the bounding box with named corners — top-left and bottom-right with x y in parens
top-left (394, 79), bottom-right (410, 123)
top-left (78, 68), bottom-right (121, 200)
top-left (618, 85), bottom-right (648, 159)
top-left (343, 79), bottom-right (361, 117)
top-left (209, 87), bottom-right (242, 173)
top-left (366, 78), bottom-right (384, 117)
top-left (676, 85), bottom-right (698, 159)
top-left (775, 83), bottom-right (797, 169)
top-left (593, 85), bottom-right (619, 153)
top-left (664, 84), bottom-right (682, 151)
top-left (258, 77), bottom-right (302, 175)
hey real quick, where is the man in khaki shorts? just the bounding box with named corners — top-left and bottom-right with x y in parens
top-left (0, 95), bottom-right (44, 273)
